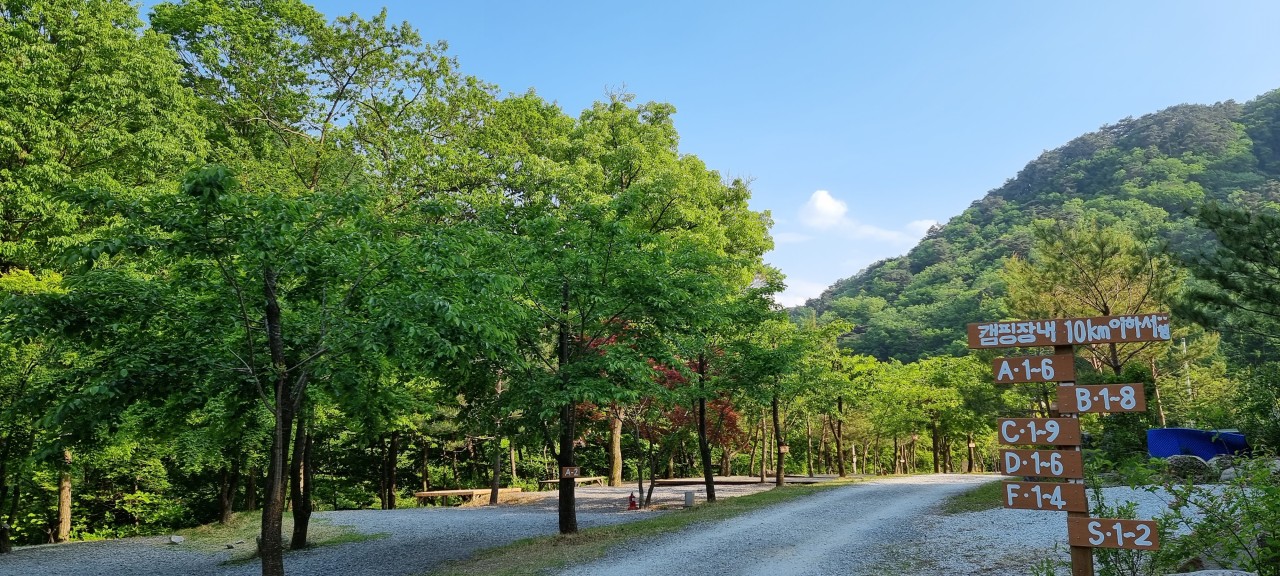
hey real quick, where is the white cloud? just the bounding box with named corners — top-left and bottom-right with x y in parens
top-left (905, 219), bottom-right (939, 237)
top-left (773, 279), bottom-right (830, 308)
top-left (772, 231), bottom-right (813, 244)
top-left (798, 190), bottom-right (847, 229)
top-left (796, 190), bottom-right (937, 245)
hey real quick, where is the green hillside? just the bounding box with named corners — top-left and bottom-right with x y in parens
top-left (803, 89), bottom-right (1280, 361)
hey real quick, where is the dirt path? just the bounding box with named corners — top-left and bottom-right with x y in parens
top-left (558, 474), bottom-right (1000, 576)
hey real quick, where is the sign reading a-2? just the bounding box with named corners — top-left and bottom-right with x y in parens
top-left (992, 354), bottom-right (1075, 384)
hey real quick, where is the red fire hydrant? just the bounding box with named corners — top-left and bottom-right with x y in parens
top-left (627, 492), bottom-right (638, 511)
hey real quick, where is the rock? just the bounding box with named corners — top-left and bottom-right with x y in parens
top-left (1220, 467), bottom-right (1239, 482)
top-left (225, 544), bottom-right (235, 549)
top-left (169, 535), bottom-right (185, 545)
top-left (1166, 454), bottom-right (1211, 481)
top-left (1207, 455), bottom-right (1235, 471)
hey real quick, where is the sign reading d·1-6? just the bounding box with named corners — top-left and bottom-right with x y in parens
top-left (967, 313), bottom-right (1171, 349)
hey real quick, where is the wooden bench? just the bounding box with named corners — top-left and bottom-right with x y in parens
top-left (537, 476), bottom-right (607, 490)
top-left (414, 487), bottom-right (523, 506)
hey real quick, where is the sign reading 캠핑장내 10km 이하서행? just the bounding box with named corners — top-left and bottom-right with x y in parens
top-left (966, 313), bottom-right (1171, 349)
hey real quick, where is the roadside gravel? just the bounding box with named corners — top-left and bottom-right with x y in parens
top-left (559, 474), bottom-right (999, 576)
top-left (0, 483), bottom-right (766, 576)
top-left (0, 477), bottom-right (1188, 576)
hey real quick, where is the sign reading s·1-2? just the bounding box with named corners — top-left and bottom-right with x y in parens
top-left (1001, 449), bottom-right (1084, 478)
top-left (1004, 481), bottom-right (1088, 512)
top-left (998, 418), bottom-right (1082, 446)
top-left (967, 313), bottom-right (1171, 349)
top-left (1068, 518), bottom-right (1160, 550)
top-left (1057, 384), bottom-right (1147, 413)
top-left (992, 354), bottom-right (1075, 384)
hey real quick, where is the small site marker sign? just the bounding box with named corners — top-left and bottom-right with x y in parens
top-left (1068, 517), bottom-right (1160, 550)
top-left (997, 418), bottom-right (1082, 446)
top-left (1000, 448), bottom-right (1084, 479)
top-left (1002, 481), bottom-right (1088, 512)
top-left (1056, 384), bottom-right (1147, 413)
top-left (992, 354), bottom-right (1075, 384)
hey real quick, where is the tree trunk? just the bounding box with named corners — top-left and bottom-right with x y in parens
top-left (635, 420), bottom-right (645, 508)
top-left (291, 410), bottom-right (314, 550)
top-left (488, 437), bottom-right (503, 505)
top-left (556, 281), bottom-right (577, 534)
top-left (260, 267), bottom-right (295, 576)
top-left (758, 416), bottom-right (767, 482)
top-left (608, 410), bottom-right (623, 487)
top-left (696, 354), bottom-right (716, 502)
top-left (427, 440), bottom-right (437, 491)
top-left (385, 431), bottom-right (398, 510)
top-left (746, 420), bottom-right (757, 477)
top-left (931, 417), bottom-right (941, 474)
top-left (218, 454), bottom-right (241, 524)
top-left (772, 396), bottom-right (785, 487)
top-left (245, 468), bottom-right (258, 511)
top-left (967, 433), bottom-right (976, 473)
top-left (56, 449), bottom-right (71, 543)
top-left (835, 397), bottom-right (846, 477)
top-left (818, 418), bottom-right (829, 474)
top-left (0, 457), bottom-right (9, 553)
top-left (805, 417), bottom-right (814, 477)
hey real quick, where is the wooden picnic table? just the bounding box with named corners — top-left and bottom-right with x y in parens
top-left (413, 487), bottom-right (523, 506)
top-left (537, 476), bottom-right (606, 490)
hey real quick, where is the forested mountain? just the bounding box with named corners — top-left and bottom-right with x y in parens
top-left (803, 90), bottom-right (1280, 362)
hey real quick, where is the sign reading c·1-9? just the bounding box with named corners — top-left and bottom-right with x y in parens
top-left (967, 313), bottom-right (1171, 349)
top-left (997, 418), bottom-right (1082, 446)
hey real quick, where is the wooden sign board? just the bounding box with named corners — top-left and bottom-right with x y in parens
top-left (992, 354), bottom-right (1075, 384)
top-left (1000, 449), bottom-right (1084, 479)
top-left (1068, 517), bottom-right (1160, 550)
top-left (1003, 481), bottom-right (1088, 512)
top-left (560, 466), bottom-right (581, 479)
top-left (998, 418), bottom-right (1082, 446)
top-left (1057, 384), bottom-right (1147, 413)
top-left (967, 313), bottom-right (1171, 349)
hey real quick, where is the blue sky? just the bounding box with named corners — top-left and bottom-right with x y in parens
top-left (301, 0), bottom-right (1280, 306)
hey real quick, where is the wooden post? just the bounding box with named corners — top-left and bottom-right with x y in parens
top-left (1056, 344), bottom-right (1093, 576)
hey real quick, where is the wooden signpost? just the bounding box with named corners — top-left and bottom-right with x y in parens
top-left (968, 313), bottom-right (1170, 576)
top-left (992, 354), bottom-right (1075, 384)
top-left (1067, 517), bottom-right (1160, 550)
top-left (997, 418), bottom-right (1082, 446)
top-left (1003, 481), bottom-right (1088, 512)
top-left (1056, 384), bottom-right (1147, 413)
top-left (1000, 448), bottom-right (1084, 478)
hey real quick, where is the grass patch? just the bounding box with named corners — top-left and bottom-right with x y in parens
top-left (426, 477), bottom-right (867, 576)
top-left (940, 477), bottom-right (1003, 514)
top-left (172, 511), bottom-right (386, 563)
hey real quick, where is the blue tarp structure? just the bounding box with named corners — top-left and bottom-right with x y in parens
top-left (1147, 428), bottom-right (1249, 460)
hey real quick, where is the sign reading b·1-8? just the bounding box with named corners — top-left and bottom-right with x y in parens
top-left (992, 354), bottom-right (1074, 384)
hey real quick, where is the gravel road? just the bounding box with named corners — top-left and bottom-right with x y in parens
top-left (0, 476), bottom-right (1187, 576)
top-left (559, 474), bottom-right (998, 576)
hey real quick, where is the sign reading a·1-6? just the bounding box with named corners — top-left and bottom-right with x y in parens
top-left (998, 418), bottom-right (1082, 446)
top-left (992, 354), bottom-right (1075, 384)
top-left (1057, 384), bottom-right (1147, 413)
